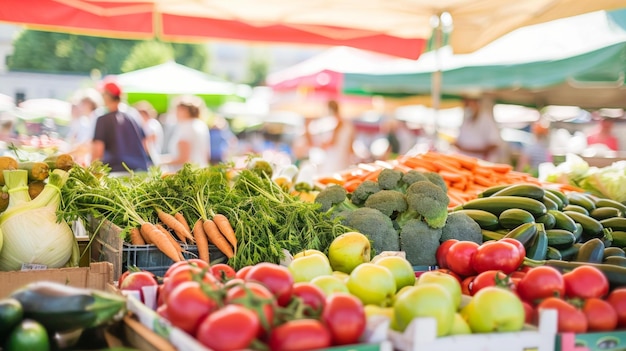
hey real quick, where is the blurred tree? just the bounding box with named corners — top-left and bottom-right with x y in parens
top-left (121, 40), bottom-right (174, 72)
top-left (172, 42), bottom-right (209, 72)
top-left (245, 47), bottom-right (269, 86)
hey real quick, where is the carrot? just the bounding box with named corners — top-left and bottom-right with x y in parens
top-left (431, 160), bottom-right (460, 174)
top-left (317, 176), bottom-right (345, 186)
top-left (482, 162), bottom-right (513, 174)
top-left (193, 219), bottom-right (210, 263)
top-left (157, 209), bottom-right (194, 243)
top-left (343, 178), bottom-right (363, 192)
top-left (447, 153), bottom-right (478, 170)
top-left (129, 227), bottom-right (145, 245)
top-left (212, 214), bottom-right (237, 249)
top-left (140, 222), bottom-right (181, 262)
top-left (362, 169), bottom-right (381, 182)
top-left (174, 212), bottom-right (191, 244)
top-left (473, 174), bottom-right (496, 187)
top-left (472, 166), bottom-right (493, 178)
top-left (439, 170), bottom-right (464, 183)
top-left (203, 219), bottom-right (234, 259)
top-left (157, 224), bottom-right (184, 261)
top-left (402, 157), bottom-right (436, 172)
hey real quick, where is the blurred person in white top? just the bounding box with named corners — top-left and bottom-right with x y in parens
top-left (67, 89), bottom-right (102, 166)
top-left (134, 101), bottom-right (164, 165)
top-left (160, 95), bottom-right (210, 172)
top-left (453, 97), bottom-right (503, 162)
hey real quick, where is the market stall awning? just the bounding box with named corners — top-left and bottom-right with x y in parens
top-left (1, 1), bottom-right (625, 60)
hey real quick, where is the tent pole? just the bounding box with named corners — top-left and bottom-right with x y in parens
top-left (430, 16), bottom-right (443, 150)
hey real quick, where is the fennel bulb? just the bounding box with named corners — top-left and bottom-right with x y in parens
top-left (0, 169), bottom-right (74, 271)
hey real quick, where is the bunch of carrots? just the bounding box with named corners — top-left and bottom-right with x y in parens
top-left (128, 209), bottom-right (237, 264)
top-left (317, 151), bottom-right (582, 208)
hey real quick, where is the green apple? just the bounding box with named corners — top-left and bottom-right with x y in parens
top-left (328, 232), bottom-right (371, 274)
top-left (288, 254), bottom-right (332, 282)
top-left (393, 283), bottom-right (455, 336)
top-left (461, 286), bottom-right (525, 333)
top-left (332, 271), bottom-right (350, 283)
top-left (416, 271), bottom-right (462, 310)
top-left (293, 249), bottom-right (328, 261)
top-left (310, 275), bottom-right (349, 295)
top-left (449, 313), bottom-right (471, 335)
top-left (375, 256), bottom-right (416, 291)
top-left (394, 285), bottom-right (415, 304)
top-left (364, 304), bottom-right (395, 320)
top-left (347, 263), bottom-right (396, 306)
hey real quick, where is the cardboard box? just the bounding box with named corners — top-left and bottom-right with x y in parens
top-left (0, 262), bottom-right (115, 298)
top-left (557, 330), bottom-right (626, 351)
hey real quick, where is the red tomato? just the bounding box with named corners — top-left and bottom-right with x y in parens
top-left (509, 270), bottom-right (526, 280)
top-left (538, 297), bottom-right (587, 333)
top-left (167, 281), bottom-right (220, 335)
top-left (472, 241), bottom-right (521, 274)
top-left (461, 276), bottom-right (475, 296)
top-left (196, 305), bottom-right (260, 351)
top-left (292, 283), bottom-right (326, 315)
top-left (499, 238), bottom-right (526, 264)
top-left (236, 265), bottom-right (253, 280)
top-left (268, 319), bottom-right (332, 351)
top-left (210, 263), bottom-right (237, 282)
top-left (156, 304), bottom-right (169, 320)
top-left (120, 271), bottom-right (159, 302)
top-left (563, 266), bottom-right (609, 299)
top-left (607, 288), bottom-right (626, 328)
top-left (225, 281), bottom-right (276, 333)
top-left (517, 266), bottom-right (565, 304)
top-left (522, 301), bottom-right (535, 325)
top-left (471, 270), bottom-right (510, 295)
top-left (162, 265), bottom-right (219, 303)
top-left (118, 270), bottom-right (131, 289)
top-left (583, 298), bottom-right (618, 332)
top-left (156, 284), bottom-right (165, 307)
top-left (322, 293), bottom-right (366, 345)
top-left (436, 239), bottom-right (458, 269)
top-left (164, 259), bottom-right (210, 278)
top-left (245, 263), bottom-right (294, 306)
top-left (445, 241), bottom-right (479, 277)
top-left (433, 269), bottom-right (462, 284)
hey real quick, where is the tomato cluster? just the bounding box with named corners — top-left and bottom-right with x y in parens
top-left (128, 259), bottom-right (366, 351)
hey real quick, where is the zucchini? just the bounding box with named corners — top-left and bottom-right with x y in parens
top-left (546, 188), bottom-right (569, 208)
top-left (545, 229), bottom-right (576, 249)
top-left (503, 222), bottom-right (538, 248)
top-left (528, 259), bottom-right (626, 288)
top-left (594, 198), bottom-right (626, 216)
top-left (575, 238), bottom-right (605, 264)
top-left (549, 210), bottom-right (578, 233)
top-left (461, 196), bottom-right (547, 218)
top-left (611, 231), bottom-right (626, 248)
top-left (498, 208), bottom-right (535, 230)
top-left (600, 217), bottom-right (626, 232)
top-left (590, 207), bottom-right (622, 221)
top-left (478, 184), bottom-right (510, 198)
top-left (559, 244), bottom-right (582, 261)
top-left (526, 224), bottom-right (548, 260)
top-left (546, 246), bottom-right (563, 260)
top-left (491, 184), bottom-right (545, 201)
top-left (573, 223), bottom-right (583, 243)
top-left (563, 211), bottom-right (604, 241)
top-left (482, 229), bottom-right (505, 242)
top-left (457, 209), bottom-right (500, 230)
top-left (604, 256), bottom-right (626, 267)
top-left (563, 204), bottom-right (589, 215)
top-left (541, 196), bottom-right (559, 212)
top-left (603, 247), bottom-right (626, 259)
top-left (567, 192), bottom-right (596, 212)
top-left (11, 281), bottom-right (126, 333)
top-left (543, 190), bottom-right (564, 210)
top-left (536, 213), bottom-right (556, 230)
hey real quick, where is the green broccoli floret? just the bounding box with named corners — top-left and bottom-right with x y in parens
top-left (397, 181), bottom-right (450, 229)
top-left (424, 172), bottom-right (447, 193)
top-left (351, 180), bottom-right (380, 205)
top-left (364, 190), bottom-right (407, 219)
top-left (400, 219), bottom-right (442, 267)
top-left (377, 168), bottom-right (403, 190)
top-left (441, 211), bottom-right (482, 244)
top-left (402, 170), bottom-right (428, 188)
top-left (314, 185), bottom-right (358, 214)
top-left (342, 207), bottom-right (399, 254)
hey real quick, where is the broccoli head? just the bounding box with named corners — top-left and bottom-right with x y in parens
top-left (400, 218), bottom-right (442, 267)
top-left (314, 185), bottom-right (358, 214)
top-left (342, 207), bottom-right (399, 254)
top-left (423, 172), bottom-right (447, 193)
top-left (441, 211), bottom-right (482, 244)
top-left (351, 180), bottom-right (380, 206)
top-left (400, 180), bottom-right (450, 229)
top-left (377, 168), bottom-right (404, 190)
top-left (402, 170), bottom-right (428, 188)
top-left (364, 190), bottom-right (407, 219)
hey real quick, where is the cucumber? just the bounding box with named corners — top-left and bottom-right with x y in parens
top-left (536, 213), bottom-right (556, 230)
top-left (604, 256), bottom-right (626, 267)
top-left (11, 281), bottom-right (126, 333)
top-left (535, 259), bottom-right (626, 288)
top-left (495, 229), bottom-right (511, 234)
top-left (546, 246), bottom-right (563, 260)
top-left (549, 210), bottom-right (578, 233)
top-left (541, 196), bottom-right (559, 212)
top-left (590, 207), bottom-right (622, 221)
top-left (573, 223), bottom-right (583, 243)
top-left (603, 247), bottom-right (626, 259)
top-left (545, 188), bottom-right (569, 207)
top-left (611, 231), bottom-right (626, 248)
top-left (0, 298), bottom-right (23, 340)
top-left (563, 211), bottom-right (604, 241)
top-left (491, 183), bottom-right (545, 201)
top-left (526, 224), bottom-right (548, 260)
top-left (503, 222), bottom-right (538, 248)
top-left (594, 198), bottom-right (626, 216)
top-left (482, 229), bottom-right (505, 242)
top-left (563, 204), bottom-right (589, 215)
top-left (543, 190), bottom-right (564, 210)
top-left (600, 217), bottom-right (626, 232)
top-left (545, 229), bottom-right (576, 249)
top-left (478, 184), bottom-right (510, 198)
top-left (457, 209), bottom-right (500, 230)
top-left (499, 208), bottom-right (535, 229)
top-left (461, 196), bottom-right (547, 217)
top-left (567, 192), bottom-right (596, 212)
top-left (559, 244), bottom-right (581, 261)
top-left (575, 238), bottom-right (605, 264)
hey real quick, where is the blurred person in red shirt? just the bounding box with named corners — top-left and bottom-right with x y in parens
top-left (587, 118), bottom-right (619, 151)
